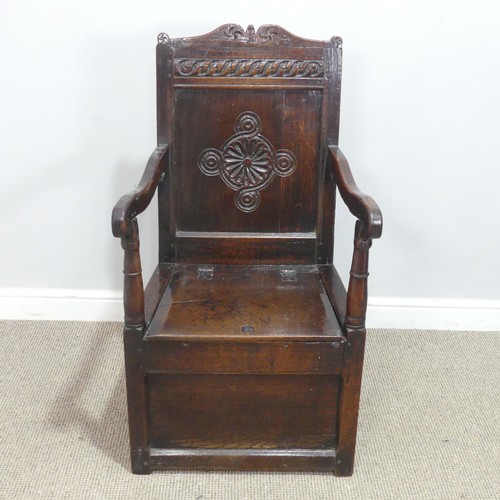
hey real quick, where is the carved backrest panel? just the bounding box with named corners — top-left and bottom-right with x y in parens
top-left (156, 25), bottom-right (342, 264)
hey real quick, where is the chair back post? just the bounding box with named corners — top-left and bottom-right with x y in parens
top-left (345, 220), bottom-right (372, 331)
top-left (121, 219), bottom-right (145, 329)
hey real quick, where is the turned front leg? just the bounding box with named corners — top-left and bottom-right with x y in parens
top-left (336, 220), bottom-right (372, 476)
top-left (120, 219), bottom-right (150, 473)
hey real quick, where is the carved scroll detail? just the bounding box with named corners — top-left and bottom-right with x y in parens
top-left (331, 36), bottom-right (343, 49)
top-left (198, 112), bottom-right (297, 212)
top-left (221, 24), bottom-right (247, 40)
top-left (158, 25), bottom-right (330, 47)
top-left (175, 59), bottom-right (324, 78)
top-left (157, 32), bottom-right (170, 44)
top-left (216, 24), bottom-right (292, 44)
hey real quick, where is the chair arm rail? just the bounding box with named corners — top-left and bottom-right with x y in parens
top-left (328, 146), bottom-right (382, 239)
top-left (112, 145), bottom-right (169, 238)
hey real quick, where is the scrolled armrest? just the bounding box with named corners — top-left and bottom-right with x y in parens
top-left (112, 145), bottom-right (168, 238)
top-left (328, 146), bottom-right (382, 239)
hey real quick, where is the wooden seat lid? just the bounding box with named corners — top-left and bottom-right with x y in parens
top-left (147, 265), bottom-right (342, 342)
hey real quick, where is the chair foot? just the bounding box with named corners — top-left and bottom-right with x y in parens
top-left (130, 448), bottom-right (151, 474)
top-left (334, 456), bottom-right (355, 476)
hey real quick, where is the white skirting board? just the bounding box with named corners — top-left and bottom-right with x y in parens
top-left (0, 288), bottom-right (124, 322)
top-left (367, 297), bottom-right (500, 331)
top-left (0, 288), bottom-right (499, 331)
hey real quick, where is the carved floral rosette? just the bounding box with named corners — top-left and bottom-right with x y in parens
top-left (198, 112), bottom-right (297, 212)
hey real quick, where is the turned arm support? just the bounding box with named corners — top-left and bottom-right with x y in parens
top-left (112, 145), bottom-right (169, 329)
top-left (328, 146), bottom-right (383, 332)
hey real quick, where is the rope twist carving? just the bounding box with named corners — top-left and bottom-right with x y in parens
top-left (175, 59), bottom-right (324, 78)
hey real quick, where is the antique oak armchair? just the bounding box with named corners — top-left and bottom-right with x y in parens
top-left (112, 25), bottom-right (382, 476)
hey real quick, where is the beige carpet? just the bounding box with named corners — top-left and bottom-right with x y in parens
top-left (1, 321), bottom-right (499, 499)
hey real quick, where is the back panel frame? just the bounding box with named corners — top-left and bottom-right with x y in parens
top-left (156, 25), bottom-right (342, 265)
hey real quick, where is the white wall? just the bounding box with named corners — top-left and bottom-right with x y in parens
top-left (1, 1), bottom-right (499, 328)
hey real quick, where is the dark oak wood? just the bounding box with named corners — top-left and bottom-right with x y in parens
top-left (148, 374), bottom-right (339, 449)
top-left (147, 265), bottom-right (341, 341)
top-left (146, 340), bottom-right (344, 375)
top-left (149, 448), bottom-right (336, 472)
top-left (143, 263), bottom-right (175, 327)
top-left (123, 326), bottom-right (150, 474)
top-left (112, 146), bottom-right (168, 239)
top-left (112, 24), bottom-right (382, 476)
top-left (120, 220), bottom-right (145, 329)
top-left (329, 146), bottom-right (383, 240)
top-left (318, 264), bottom-right (347, 328)
top-left (174, 234), bottom-right (316, 264)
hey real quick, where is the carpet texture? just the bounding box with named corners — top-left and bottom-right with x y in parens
top-left (1, 321), bottom-right (499, 499)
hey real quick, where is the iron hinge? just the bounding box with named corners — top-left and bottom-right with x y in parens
top-left (198, 266), bottom-right (214, 280)
top-left (280, 268), bottom-right (297, 282)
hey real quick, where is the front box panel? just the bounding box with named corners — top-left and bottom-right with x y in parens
top-left (148, 373), bottom-right (339, 449)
